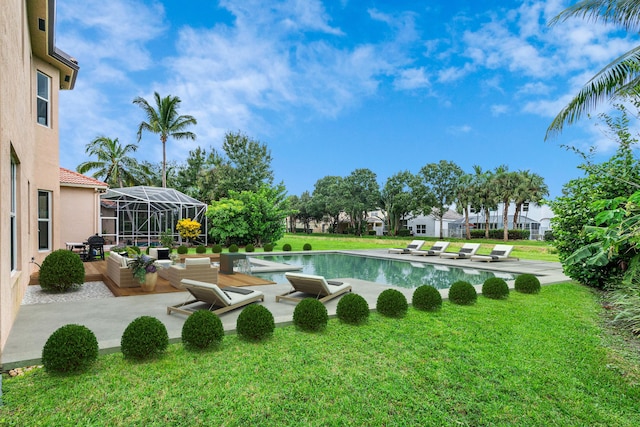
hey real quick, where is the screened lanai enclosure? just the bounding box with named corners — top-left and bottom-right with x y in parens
top-left (99, 186), bottom-right (208, 247)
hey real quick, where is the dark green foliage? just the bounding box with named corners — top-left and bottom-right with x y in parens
top-left (228, 244), bottom-right (239, 253)
top-left (303, 243), bottom-right (312, 251)
top-left (336, 293), bottom-right (369, 325)
top-left (121, 316), bottom-right (169, 360)
top-left (514, 274), bottom-right (541, 294)
top-left (181, 310), bottom-right (224, 351)
top-left (245, 244), bottom-right (255, 253)
top-left (41, 324), bottom-right (98, 374)
top-left (195, 245), bottom-right (206, 254)
top-left (236, 305), bottom-right (275, 341)
top-left (282, 243), bottom-right (292, 251)
top-left (448, 281), bottom-right (477, 305)
top-left (470, 229), bottom-right (530, 240)
top-left (376, 289), bottom-right (408, 318)
top-left (263, 243), bottom-right (274, 252)
top-left (482, 277), bottom-right (510, 300)
top-left (293, 298), bottom-right (328, 332)
top-left (177, 245), bottom-right (188, 255)
top-left (412, 285), bottom-right (442, 311)
top-left (39, 249), bottom-right (85, 292)
top-left (211, 244), bottom-right (223, 253)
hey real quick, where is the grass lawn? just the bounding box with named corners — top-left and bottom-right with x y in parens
top-left (2, 284), bottom-right (639, 425)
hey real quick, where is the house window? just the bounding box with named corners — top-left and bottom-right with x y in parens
top-left (38, 190), bottom-right (51, 251)
top-left (37, 71), bottom-right (50, 126)
top-left (10, 158), bottom-right (18, 270)
top-left (416, 224), bottom-right (426, 234)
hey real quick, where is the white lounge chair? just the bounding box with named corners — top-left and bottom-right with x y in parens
top-left (412, 241), bottom-right (450, 256)
top-left (439, 243), bottom-right (481, 259)
top-left (470, 244), bottom-right (518, 262)
top-left (276, 272), bottom-right (352, 304)
top-left (388, 240), bottom-right (425, 254)
top-left (167, 279), bottom-right (264, 316)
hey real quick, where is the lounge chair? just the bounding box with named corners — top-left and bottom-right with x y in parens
top-left (388, 240), bottom-right (425, 254)
top-left (276, 272), bottom-right (352, 304)
top-left (439, 243), bottom-right (481, 259)
top-left (167, 279), bottom-right (264, 316)
top-left (470, 244), bottom-right (518, 262)
top-left (411, 241), bottom-right (450, 256)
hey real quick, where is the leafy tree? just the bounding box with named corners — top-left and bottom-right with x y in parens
top-left (380, 171), bottom-right (418, 236)
top-left (289, 191), bottom-right (314, 233)
top-left (234, 184), bottom-right (292, 245)
top-left (176, 218), bottom-right (202, 244)
top-left (310, 176), bottom-right (347, 233)
top-left (175, 146), bottom-right (219, 201)
top-left (206, 199), bottom-right (249, 245)
top-left (343, 169), bottom-right (380, 236)
top-left (77, 136), bottom-right (140, 187)
top-left (417, 160), bottom-right (463, 238)
top-left (133, 92), bottom-right (197, 188)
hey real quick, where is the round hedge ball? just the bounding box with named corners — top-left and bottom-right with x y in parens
top-left (42, 324), bottom-right (98, 374)
top-left (448, 281), bottom-right (477, 305)
top-left (282, 243), bottom-right (292, 251)
top-left (412, 285), bottom-right (443, 311)
top-left (514, 274), bottom-right (541, 294)
top-left (376, 289), bottom-right (408, 318)
top-left (121, 316), bottom-right (169, 360)
top-left (293, 298), bottom-right (328, 332)
top-left (182, 310), bottom-right (224, 350)
top-left (336, 293), bottom-right (370, 325)
top-left (482, 277), bottom-right (509, 300)
top-left (39, 249), bottom-right (85, 292)
top-left (236, 304), bottom-right (275, 341)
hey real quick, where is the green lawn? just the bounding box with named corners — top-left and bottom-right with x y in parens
top-left (2, 284), bottom-right (639, 426)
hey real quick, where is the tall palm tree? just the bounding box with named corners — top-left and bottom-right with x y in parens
top-left (512, 171), bottom-right (549, 229)
top-left (77, 136), bottom-right (139, 187)
top-left (493, 166), bottom-right (521, 241)
top-left (133, 92), bottom-right (197, 187)
top-left (546, 0), bottom-right (640, 138)
top-left (454, 173), bottom-right (475, 240)
top-left (471, 165), bottom-right (498, 239)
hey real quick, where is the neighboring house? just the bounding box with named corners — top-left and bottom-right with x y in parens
top-left (59, 168), bottom-right (108, 248)
top-left (367, 208), bottom-right (463, 238)
top-left (0, 0), bottom-right (78, 357)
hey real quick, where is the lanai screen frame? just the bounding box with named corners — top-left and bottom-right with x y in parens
top-left (100, 186), bottom-right (208, 246)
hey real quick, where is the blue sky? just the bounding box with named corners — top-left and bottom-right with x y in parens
top-left (55, 0), bottom-right (639, 199)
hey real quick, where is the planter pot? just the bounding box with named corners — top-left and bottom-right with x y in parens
top-left (140, 272), bottom-right (158, 292)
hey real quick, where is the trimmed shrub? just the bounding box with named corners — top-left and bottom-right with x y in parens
top-left (282, 243), bottom-right (292, 251)
top-left (514, 274), bottom-right (541, 294)
top-left (263, 243), bottom-right (274, 252)
top-left (448, 281), bottom-right (477, 305)
top-left (211, 244), bottom-right (223, 253)
top-left (482, 277), bottom-right (509, 300)
top-left (181, 310), bottom-right (224, 351)
top-left (39, 249), bottom-right (85, 292)
top-left (293, 298), bottom-right (328, 332)
top-left (121, 316), bottom-right (169, 360)
top-left (236, 305), bottom-right (275, 341)
top-left (336, 293), bottom-right (369, 325)
top-left (376, 289), bottom-right (408, 318)
top-left (412, 285), bottom-right (442, 311)
top-left (177, 245), bottom-right (188, 255)
top-left (42, 324), bottom-right (98, 374)
top-left (245, 244), bottom-right (255, 253)
top-left (303, 243), bottom-right (312, 251)
top-left (195, 245), bottom-right (206, 254)
top-left (228, 244), bottom-right (239, 253)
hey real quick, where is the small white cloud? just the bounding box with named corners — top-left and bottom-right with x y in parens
top-left (394, 67), bottom-right (430, 90)
top-left (491, 105), bottom-right (509, 116)
top-left (447, 125), bottom-right (473, 135)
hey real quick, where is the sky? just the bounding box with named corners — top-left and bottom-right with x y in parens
top-left (54, 0), bottom-right (640, 200)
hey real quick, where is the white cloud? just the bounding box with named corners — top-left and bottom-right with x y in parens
top-left (491, 105), bottom-right (509, 116)
top-left (447, 124), bottom-right (472, 135)
top-left (394, 67), bottom-right (430, 90)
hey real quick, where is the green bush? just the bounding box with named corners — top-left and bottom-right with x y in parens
top-left (39, 249), bottom-right (86, 293)
top-left (412, 285), bottom-right (442, 311)
top-left (177, 245), bottom-right (188, 255)
top-left (41, 324), bottom-right (98, 374)
top-left (181, 310), bottom-right (224, 351)
top-left (448, 281), bottom-right (477, 305)
top-left (228, 244), bottom-right (239, 253)
top-left (482, 277), bottom-right (510, 300)
top-left (121, 316), bottom-right (169, 360)
top-left (376, 289), bottom-right (408, 318)
top-left (245, 244), bottom-right (255, 253)
top-left (159, 229), bottom-right (174, 251)
top-left (195, 245), bottom-right (206, 254)
top-left (514, 274), bottom-right (541, 294)
top-left (211, 244), bottom-right (223, 253)
top-left (293, 298), bottom-right (328, 332)
top-left (303, 243), bottom-right (312, 251)
top-left (282, 243), bottom-right (292, 251)
top-left (470, 229), bottom-right (530, 240)
top-left (336, 293), bottom-right (369, 325)
top-left (236, 305), bottom-right (275, 341)
top-left (263, 243), bottom-right (274, 252)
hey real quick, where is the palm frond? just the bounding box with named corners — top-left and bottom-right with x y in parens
top-left (550, 0), bottom-right (640, 32)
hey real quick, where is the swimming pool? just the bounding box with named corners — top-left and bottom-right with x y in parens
top-left (251, 253), bottom-right (517, 289)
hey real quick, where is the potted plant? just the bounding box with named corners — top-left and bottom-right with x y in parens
top-left (126, 248), bottom-right (158, 291)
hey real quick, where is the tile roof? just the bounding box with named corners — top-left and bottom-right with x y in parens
top-left (59, 167), bottom-right (108, 188)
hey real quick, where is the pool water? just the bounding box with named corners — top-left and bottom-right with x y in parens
top-left (252, 253), bottom-right (516, 289)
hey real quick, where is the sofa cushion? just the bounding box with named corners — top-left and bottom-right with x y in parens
top-left (156, 248), bottom-right (170, 260)
top-left (185, 257), bottom-right (211, 266)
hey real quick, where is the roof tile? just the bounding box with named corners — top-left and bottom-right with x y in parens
top-left (59, 167), bottom-right (108, 188)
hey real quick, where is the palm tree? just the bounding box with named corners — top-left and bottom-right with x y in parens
top-left (454, 173), bottom-right (475, 240)
top-left (133, 92), bottom-right (197, 187)
top-left (512, 171), bottom-right (549, 230)
top-left (77, 136), bottom-right (140, 187)
top-left (493, 166), bottom-right (521, 241)
top-left (471, 165), bottom-right (498, 239)
top-left (546, 0), bottom-right (640, 138)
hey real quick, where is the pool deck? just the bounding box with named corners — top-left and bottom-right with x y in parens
top-left (1, 250), bottom-right (570, 370)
